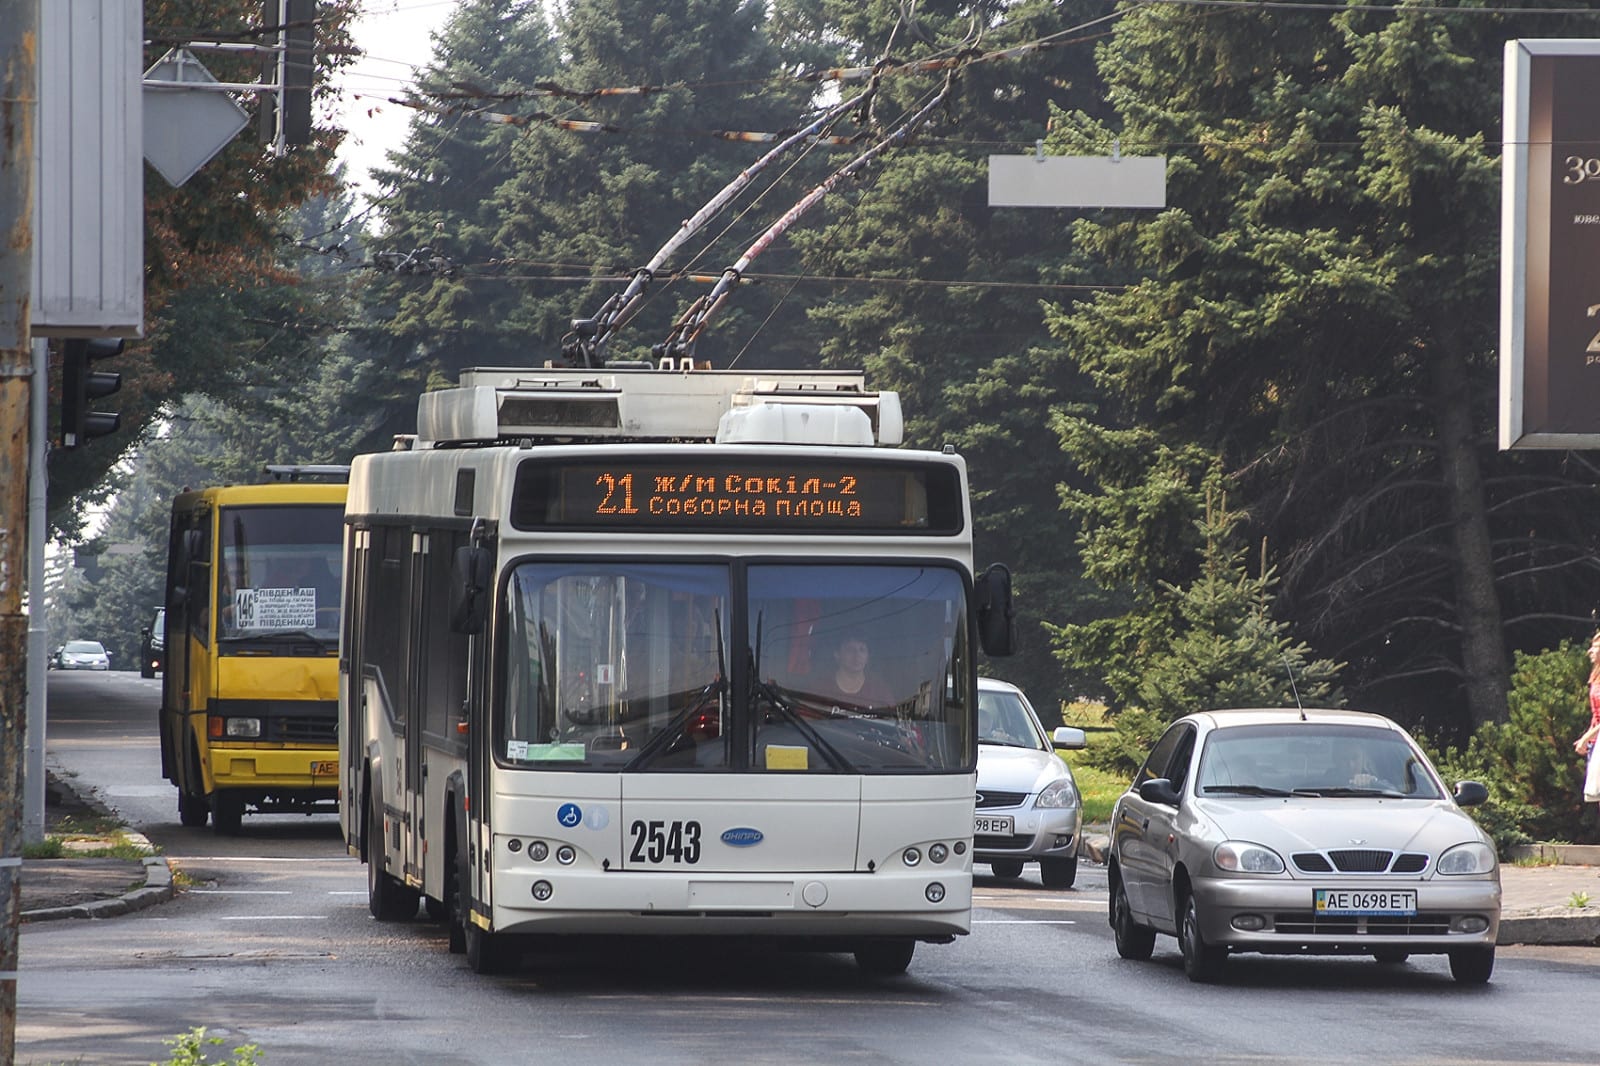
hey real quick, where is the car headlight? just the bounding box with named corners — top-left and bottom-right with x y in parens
top-left (1437, 841), bottom-right (1496, 875)
top-left (1213, 840), bottom-right (1285, 874)
top-left (1035, 778), bottom-right (1079, 809)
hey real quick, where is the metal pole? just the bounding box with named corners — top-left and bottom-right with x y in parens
top-left (0, 0), bottom-right (39, 1055)
top-left (24, 335), bottom-right (46, 845)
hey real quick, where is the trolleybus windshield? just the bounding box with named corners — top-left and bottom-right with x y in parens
top-left (499, 561), bottom-right (971, 773)
top-left (217, 504), bottom-right (344, 648)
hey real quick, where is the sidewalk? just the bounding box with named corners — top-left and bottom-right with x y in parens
top-left (19, 789), bottom-right (1600, 945)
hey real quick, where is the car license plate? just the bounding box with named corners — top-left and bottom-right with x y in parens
top-left (1314, 888), bottom-right (1417, 916)
top-left (974, 815), bottom-right (1013, 835)
top-left (312, 761), bottom-right (338, 776)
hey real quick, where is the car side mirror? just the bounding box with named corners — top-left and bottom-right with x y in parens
top-left (1052, 726), bottom-right (1087, 751)
top-left (1138, 777), bottom-right (1181, 806)
top-left (141, 627), bottom-right (150, 639)
top-left (1452, 780), bottom-right (1488, 807)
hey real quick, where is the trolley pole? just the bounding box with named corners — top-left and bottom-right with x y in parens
top-left (1, 0), bottom-right (39, 1055)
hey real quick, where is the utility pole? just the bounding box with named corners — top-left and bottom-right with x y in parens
top-left (1, 0), bottom-right (38, 1056)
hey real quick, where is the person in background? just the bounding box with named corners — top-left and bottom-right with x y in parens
top-left (1575, 631), bottom-right (1600, 818)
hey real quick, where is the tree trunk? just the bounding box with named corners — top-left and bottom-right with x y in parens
top-left (1433, 344), bottom-right (1509, 727)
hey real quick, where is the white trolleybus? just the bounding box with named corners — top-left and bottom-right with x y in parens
top-left (340, 365), bottom-right (1015, 975)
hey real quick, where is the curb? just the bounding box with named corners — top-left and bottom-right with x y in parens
top-left (1498, 912), bottom-right (1600, 947)
top-left (21, 848), bottom-right (174, 924)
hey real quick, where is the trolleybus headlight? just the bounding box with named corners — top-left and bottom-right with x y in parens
top-left (928, 843), bottom-right (949, 863)
top-left (556, 845), bottom-right (576, 865)
top-left (902, 847), bottom-right (922, 867)
top-left (530, 841), bottom-right (549, 862)
top-left (925, 882), bottom-right (946, 903)
top-left (532, 880), bottom-right (553, 901)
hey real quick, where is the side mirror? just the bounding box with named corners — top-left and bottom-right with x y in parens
top-left (1052, 726), bottom-right (1087, 751)
top-left (1453, 780), bottom-right (1488, 808)
top-left (1138, 777), bottom-right (1181, 806)
top-left (974, 563), bottom-right (1015, 658)
top-left (449, 545), bottom-right (493, 635)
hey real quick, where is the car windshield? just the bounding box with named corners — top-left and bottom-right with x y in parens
top-left (976, 688), bottom-right (1045, 749)
top-left (499, 560), bottom-right (973, 773)
top-left (64, 641), bottom-right (105, 654)
top-left (1195, 723), bottom-right (1444, 799)
top-left (217, 504), bottom-right (343, 649)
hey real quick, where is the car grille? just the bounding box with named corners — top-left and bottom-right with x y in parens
top-left (1271, 913), bottom-right (1454, 937)
top-left (974, 833), bottom-right (1037, 851)
top-left (278, 716), bottom-right (337, 743)
top-left (1291, 851), bottom-right (1430, 874)
top-left (976, 790), bottom-right (1027, 809)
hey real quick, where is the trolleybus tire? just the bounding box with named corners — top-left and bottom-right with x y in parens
top-left (366, 789), bottom-right (420, 920)
top-left (853, 938), bottom-right (915, 976)
top-left (464, 921), bottom-right (514, 974)
top-left (425, 896), bottom-right (447, 923)
top-left (177, 787), bottom-right (209, 828)
top-left (211, 792), bottom-right (244, 835)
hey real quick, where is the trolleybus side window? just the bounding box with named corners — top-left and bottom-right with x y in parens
top-left (363, 525), bottom-right (410, 728)
top-left (422, 530), bottom-right (471, 745)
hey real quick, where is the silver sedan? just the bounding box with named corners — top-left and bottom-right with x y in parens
top-left (1107, 707), bottom-right (1500, 984)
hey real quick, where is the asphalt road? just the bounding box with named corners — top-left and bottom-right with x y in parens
top-left (17, 672), bottom-right (1600, 1066)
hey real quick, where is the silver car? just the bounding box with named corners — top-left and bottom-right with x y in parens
top-left (57, 639), bottom-right (111, 671)
top-left (1108, 708), bottom-right (1500, 984)
top-left (974, 677), bottom-right (1088, 888)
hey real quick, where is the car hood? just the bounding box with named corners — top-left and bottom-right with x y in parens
top-left (1195, 796), bottom-right (1487, 854)
top-left (976, 745), bottom-right (1069, 793)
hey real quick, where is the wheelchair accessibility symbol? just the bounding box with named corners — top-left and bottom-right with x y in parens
top-left (557, 803), bottom-right (582, 828)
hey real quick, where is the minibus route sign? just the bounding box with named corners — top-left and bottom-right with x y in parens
top-left (511, 457), bottom-right (964, 533)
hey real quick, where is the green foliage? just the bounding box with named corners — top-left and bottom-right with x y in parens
top-left (154, 1028), bottom-right (261, 1066)
top-left (1422, 641), bottom-right (1595, 851)
top-left (1077, 706), bottom-right (1168, 779)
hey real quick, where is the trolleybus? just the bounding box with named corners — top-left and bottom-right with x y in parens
top-left (340, 366), bottom-right (1013, 974)
top-left (158, 467), bottom-right (349, 833)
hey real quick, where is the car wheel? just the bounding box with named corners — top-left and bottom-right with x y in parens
top-left (1448, 946), bottom-right (1494, 985)
top-left (366, 789), bottom-right (419, 921)
top-left (141, 665), bottom-right (155, 679)
top-left (1373, 949), bottom-right (1410, 965)
top-left (854, 938), bottom-right (915, 976)
top-left (211, 792), bottom-right (244, 835)
top-left (1179, 892), bottom-right (1228, 983)
top-left (1109, 872), bottom-right (1156, 961)
top-left (989, 859), bottom-right (1025, 880)
top-left (1040, 854), bottom-right (1078, 890)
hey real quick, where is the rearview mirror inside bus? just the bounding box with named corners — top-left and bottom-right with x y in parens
top-left (975, 563), bottom-right (1015, 658)
top-left (450, 545), bottom-right (493, 634)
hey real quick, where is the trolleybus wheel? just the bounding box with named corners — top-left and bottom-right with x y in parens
top-left (853, 938), bottom-right (915, 976)
top-left (211, 792), bottom-right (243, 835)
top-left (177, 787), bottom-right (209, 828)
top-left (464, 920), bottom-right (513, 975)
top-left (366, 789), bottom-right (419, 921)
top-left (424, 896), bottom-right (447, 922)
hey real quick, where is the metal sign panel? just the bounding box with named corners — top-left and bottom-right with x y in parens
top-left (1500, 39), bottom-right (1600, 449)
top-left (988, 154), bottom-right (1167, 209)
top-left (31, 0), bottom-right (144, 338)
top-left (143, 49), bottom-right (251, 188)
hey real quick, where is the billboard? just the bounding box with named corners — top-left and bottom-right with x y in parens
top-left (1500, 39), bottom-right (1600, 449)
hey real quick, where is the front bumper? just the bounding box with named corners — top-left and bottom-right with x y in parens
top-left (1191, 876), bottom-right (1501, 953)
top-left (973, 806), bottom-right (1083, 862)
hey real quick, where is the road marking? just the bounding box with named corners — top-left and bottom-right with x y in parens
top-left (329, 890), bottom-right (366, 896)
top-left (190, 889), bottom-right (291, 895)
top-left (219, 915), bottom-right (329, 921)
top-left (175, 856), bottom-right (348, 863)
top-left (974, 919), bottom-right (1078, 924)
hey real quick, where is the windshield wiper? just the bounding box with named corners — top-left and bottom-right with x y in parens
top-left (1203, 783), bottom-right (1293, 796)
top-left (623, 608), bottom-right (729, 772)
top-left (1292, 786), bottom-right (1409, 798)
top-left (750, 612), bottom-right (854, 772)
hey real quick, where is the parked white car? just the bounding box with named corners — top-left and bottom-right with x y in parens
top-left (974, 677), bottom-right (1088, 888)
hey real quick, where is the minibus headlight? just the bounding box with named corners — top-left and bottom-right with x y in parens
top-left (219, 717), bottom-right (261, 739)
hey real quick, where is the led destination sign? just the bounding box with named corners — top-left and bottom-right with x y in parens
top-left (511, 457), bottom-right (963, 533)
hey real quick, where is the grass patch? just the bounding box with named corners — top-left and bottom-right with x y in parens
top-left (1568, 891), bottom-right (1591, 909)
top-left (1511, 854), bottom-right (1559, 867)
top-left (1067, 761), bottom-right (1127, 824)
top-left (23, 837), bottom-right (66, 859)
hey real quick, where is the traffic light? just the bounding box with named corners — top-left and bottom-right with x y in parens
top-left (258, 0), bottom-right (316, 148)
top-left (61, 338), bottom-right (124, 448)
